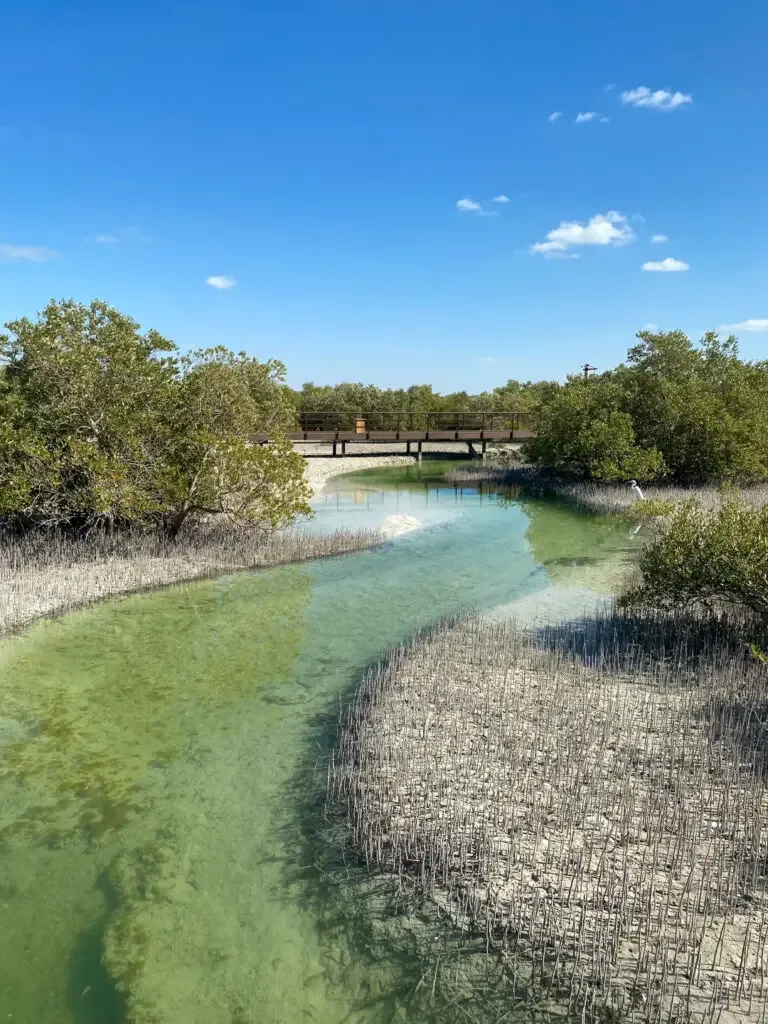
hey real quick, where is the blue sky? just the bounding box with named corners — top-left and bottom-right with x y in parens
top-left (2, 0), bottom-right (766, 391)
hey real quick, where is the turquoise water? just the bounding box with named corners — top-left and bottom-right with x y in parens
top-left (0, 465), bottom-right (639, 1023)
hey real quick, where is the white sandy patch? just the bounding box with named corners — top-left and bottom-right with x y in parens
top-left (305, 456), bottom-right (414, 497)
top-left (488, 585), bottom-right (612, 625)
top-left (379, 514), bottom-right (421, 538)
top-left (301, 441), bottom-right (477, 498)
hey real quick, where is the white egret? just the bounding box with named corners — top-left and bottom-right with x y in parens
top-left (628, 479), bottom-right (645, 501)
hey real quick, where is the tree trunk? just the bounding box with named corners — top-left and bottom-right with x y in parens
top-left (164, 508), bottom-right (189, 541)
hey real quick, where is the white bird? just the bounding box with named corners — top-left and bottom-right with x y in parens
top-left (628, 479), bottom-right (645, 501)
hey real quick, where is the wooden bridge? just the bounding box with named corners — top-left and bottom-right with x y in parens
top-left (254, 411), bottom-right (536, 457)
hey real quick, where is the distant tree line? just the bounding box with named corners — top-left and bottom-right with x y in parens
top-left (290, 380), bottom-right (558, 431)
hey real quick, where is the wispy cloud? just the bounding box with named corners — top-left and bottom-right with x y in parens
top-left (718, 318), bottom-right (768, 334)
top-left (0, 243), bottom-right (59, 262)
top-left (91, 227), bottom-right (153, 244)
top-left (480, 356), bottom-right (495, 363)
top-left (457, 198), bottom-right (482, 213)
top-left (548, 111), bottom-right (563, 123)
top-left (574, 112), bottom-right (597, 123)
top-left (621, 86), bottom-right (692, 111)
top-left (650, 234), bottom-right (669, 244)
top-left (643, 323), bottom-right (659, 331)
top-left (531, 211), bottom-right (635, 256)
top-left (205, 275), bottom-right (237, 289)
top-left (642, 257), bottom-right (689, 272)
top-left (492, 194), bottom-right (510, 204)
top-left (599, 116), bottom-right (610, 123)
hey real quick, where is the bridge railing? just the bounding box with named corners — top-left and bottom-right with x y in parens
top-left (294, 410), bottom-right (538, 433)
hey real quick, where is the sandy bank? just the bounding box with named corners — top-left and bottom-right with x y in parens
top-left (334, 613), bottom-right (768, 1023)
top-left (0, 528), bottom-right (378, 638)
top-left (302, 440), bottom-right (477, 496)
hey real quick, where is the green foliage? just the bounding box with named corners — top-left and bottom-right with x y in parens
top-left (152, 347), bottom-right (309, 536)
top-left (524, 376), bottom-right (664, 481)
top-left (0, 300), bottom-right (311, 535)
top-left (620, 496), bottom-right (768, 619)
top-left (0, 300), bottom-right (177, 527)
top-left (292, 378), bottom-right (548, 430)
top-left (526, 329), bottom-right (768, 483)
top-left (619, 330), bottom-right (768, 482)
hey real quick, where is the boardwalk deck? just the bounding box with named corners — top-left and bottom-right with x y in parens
top-left (250, 412), bottom-right (536, 455)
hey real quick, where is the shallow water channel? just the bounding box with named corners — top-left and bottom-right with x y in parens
top-left (0, 464), bottom-right (640, 1024)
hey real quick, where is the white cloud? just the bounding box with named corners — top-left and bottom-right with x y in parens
top-left (531, 210), bottom-right (635, 256)
top-left (641, 257), bottom-right (689, 272)
top-left (604, 84), bottom-right (616, 93)
top-left (600, 116), bottom-right (610, 123)
top-left (548, 111), bottom-right (563, 123)
top-left (456, 197), bottom-right (482, 213)
top-left (718, 319), bottom-right (768, 334)
top-left (650, 233), bottom-right (669, 243)
top-left (621, 86), bottom-right (692, 111)
top-left (205, 275), bottom-right (237, 289)
top-left (0, 243), bottom-right (59, 262)
top-left (92, 227), bottom-right (153, 244)
top-left (575, 112), bottom-right (597, 123)
top-left (492, 194), bottom-right (510, 203)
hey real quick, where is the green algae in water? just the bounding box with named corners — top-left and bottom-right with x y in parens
top-left (0, 568), bottom-right (311, 1023)
top-left (0, 567), bottom-right (311, 838)
top-left (0, 472), bottom-right (640, 1023)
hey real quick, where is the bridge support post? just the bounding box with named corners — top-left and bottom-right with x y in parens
top-left (417, 441), bottom-right (423, 462)
top-left (332, 441), bottom-right (337, 457)
top-left (341, 441), bottom-right (346, 455)
top-left (481, 440), bottom-right (487, 460)
top-left (406, 441), bottom-right (411, 455)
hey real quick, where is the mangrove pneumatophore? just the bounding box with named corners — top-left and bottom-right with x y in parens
top-left (332, 608), bottom-right (768, 1023)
